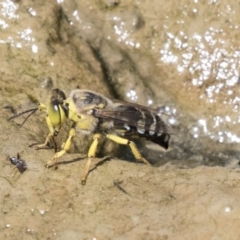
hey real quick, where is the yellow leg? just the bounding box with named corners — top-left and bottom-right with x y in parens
top-left (35, 133), bottom-right (54, 150)
top-left (35, 116), bottom-right (56, 150)
top-left (106, 134), bottom-right (151, 165)
top-left (81, 133), bottom-right (102, 185)
top-left (45, 128), bottom-right (75, 167)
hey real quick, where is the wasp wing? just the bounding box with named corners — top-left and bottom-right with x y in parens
top-left (94, 103), bottom-right (171, 149)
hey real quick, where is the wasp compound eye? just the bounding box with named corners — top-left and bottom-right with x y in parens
top-left (51, 89), bottom-right (66, 103)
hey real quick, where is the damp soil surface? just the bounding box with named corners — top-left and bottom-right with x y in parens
top-left (1, 152), bottom-right (240, 240)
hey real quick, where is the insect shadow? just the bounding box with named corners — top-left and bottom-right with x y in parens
top-left (113, 180), bottom-right (130, 195)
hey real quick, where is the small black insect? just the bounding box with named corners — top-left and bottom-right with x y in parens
top-left (8, 153), bottom-right (27, 174)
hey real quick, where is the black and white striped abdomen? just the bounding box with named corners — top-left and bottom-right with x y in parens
top-left (134, 109), bottom-right (170, 149)
top-left (114, 107), bottom-right (170, 150)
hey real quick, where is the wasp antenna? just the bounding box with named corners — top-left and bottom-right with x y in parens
top-left (7, 108), bottom-right (38, 121)
top-left (20, 108), bottom-right (38, 127)
top-left (8, 108), bottom-right (38, 127)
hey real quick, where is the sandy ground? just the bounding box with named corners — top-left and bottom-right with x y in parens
top-left (1, 152), bottom-right (240, 239)
top-left (1, 0), bottom-right (240, 239)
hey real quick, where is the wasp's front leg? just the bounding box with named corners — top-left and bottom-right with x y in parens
top-left (81, 133), bottom-right (102, 185)
top-left (35, 116), bottom-right (56, 150)
top-left (34, 103), bottom-right (57, 150)
top-left (45, 128), bottom-right (75, 167)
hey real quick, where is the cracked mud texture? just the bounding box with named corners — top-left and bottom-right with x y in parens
top-left (1, 0), bottom-right (240, 239)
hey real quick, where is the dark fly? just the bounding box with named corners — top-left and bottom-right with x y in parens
top-left (8, 153), bottom-right (27, 173)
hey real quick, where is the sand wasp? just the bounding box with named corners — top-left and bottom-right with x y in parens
top-left (8, 88), bottom-right (171, 184)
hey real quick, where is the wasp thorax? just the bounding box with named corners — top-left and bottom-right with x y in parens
top-left (70, 89), bottom-right (108, 110)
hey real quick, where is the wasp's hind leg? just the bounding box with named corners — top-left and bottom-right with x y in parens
top-left (106, 134), bottom-right (151, 165)
top-left (45, 128), bottom-right (75, 167)
top-left (81, 133), bottom-right (102, 185)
